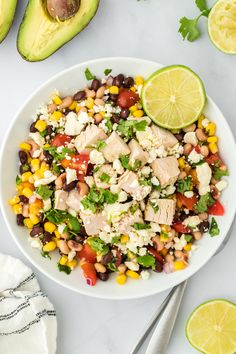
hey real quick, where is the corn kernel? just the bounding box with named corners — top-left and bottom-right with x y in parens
top-left (205, 122), bottom-right (216, 136)
top-left (161, 225), bottom-right (171, 232)
top-left (198, 115), bottom-right (205, 129)
top-left (109, 86), bottom-right (119, 95)
top-left (44, 143), bottom-right (50, 149)
top-left (127, 250), bottom-right (136, 260)
top-left (100, 111), bottom-right (105, 118)
top-left (184, 243), bottom-right (192, 251)
top-left (35, 120), bottom-right (47, 132)
top-left (50, 111), bottom-right (63, 122)
top-left (22, 187), bottom-right (33, 198)
top-left (33, 170), bottom-right (44, 180)
top-left (19, 142), bottom-right (31, 151)
top-left (130, 86), bottom-right (136, 92)
top-left (29, 214), bottom-right (40, 225)
top-left (133, 109), bottom-right (144, 118)
top-left (42, 241), bottom-right (57, 252)
top-left (12, 203), bottom-right (23, 214)
top-left (161, 248), bottom-right (168, 256)
top-left (44, 222), bottom-right (56, 233)
top-left (54, 229), bottom-right (61, 239)
top-left (178, 157), bottom-right (186, 169)
top-left (135, 76), bottom-right (144, 86)
top-left (207, 136), bottom-right (218, 143)
top-left (69, 101), bottom-right (77, 110)
top-left (88, 111), bottom-right (94, 117)
top-left (174, 260), bottom-right (187, 271)
top-left (24, 218), bottom-right (34, 229)
top-left (59, 255), bottom-right (68, 265)
top-left (31, 159), bottom-right (40, 172)
top-left (28, 176), bottom-right (35, 184)
top-left (209, 142), bottom-right (218, 154)
top-left (129, 105), bottom-right (137, 113)
top-left (67, 259), bottom-right (78, 269)
top-left (116, 274), bottom-right (127, 285)
top-left (8, 196), bottom-right (20, 205)
top-left (120, 235), bottom-right (129, 244)
top-left (126, 270), bottom-right (140, 279)
top-left (160, 232), bottom-right (169, 242)
top-left (21, 182), bottom-right (34, 190)
top-left (29, 205), bottom-right (40, 215)
top-left (40, 162), bottom-right (49, 172)
top-left (75, 104), bottom-right (81, 113)
top-left (85, 97), bottom-right (94, 109)
top-left (21, 171), bottom-right (32, 182)
top-left (177, 199), bottom-right (183, 208)
top-left (52, 94), bottom-right (62, 105)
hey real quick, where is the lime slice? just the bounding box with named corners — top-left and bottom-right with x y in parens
top-left (141, 65), bottom-right (206, 129)
top-left (186, 299), bottom-right (236, 354)
top-left (208, 0), bottom-right (236, 54)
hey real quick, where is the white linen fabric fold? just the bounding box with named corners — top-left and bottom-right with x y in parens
top-left (0, 253), bottom-right (57, 354)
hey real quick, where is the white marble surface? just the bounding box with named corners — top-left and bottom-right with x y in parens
top-left (0, 0), bottom-right (236, 353)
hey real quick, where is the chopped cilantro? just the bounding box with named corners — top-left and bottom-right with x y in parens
top-left (36, 185), bottom-right (53, 200)
top-left (176, 176), bottom-right (192, 194)
top-left (117, 119), bottom-right (147, 139)
top-left (111, 236), bottom-right (121, 244)
top-left (85, 68), bottom-right (96, 80)
top-left (119, 155), bottom-right (141, 171)
top-left (87, 237), bottom-right (109, 255)
top-left (67, 215), bottom-right (81, 232)
top-left (139, 177), bottom-right (152, 186)
top-left (96, 140), bottom-right (107, 151)
top-left (130, 203), bottom-right (139, 215)
top-left (41, 250), bottom-right (51, 259)
top-left (16, 175), bottom-right (22, 185)
top-left (40, 130), bottom-right (48, 138)
top-left (81, 186), bottom-right (118, 212)
top-left (195, 193), bottom-right (215, 213)
top-left (44, 146), bottom-right (76, 162)
top-left (57, 263), bottom-right (71, 275)
top-left (51, 163), bottom-right (61, 175)
top-left (137, 254), bottom-right (155, 269)
top-left (105, 118), bottom-right (113, 132)
top-left (209, 217), bottom-right (220, 237)
top-left (185, 234), bottom-right (193, 242)
top-left (100, 173), bottom-right (111, 183)
top-left (133, 223), bottom-right (151, 230)
top-left (213, 166), bottom-right (229, 181)
top-left (104, 68), bottom-right (112, 76)
top-left (45, 209), bottom-right (80, 232)
top-left (107, 262), bottom-right (117, 272)
top-left (150, 202), bottom-right (159, 213)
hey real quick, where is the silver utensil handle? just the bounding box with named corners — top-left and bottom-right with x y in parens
top-left (145, 281), bottom-right (187, 354)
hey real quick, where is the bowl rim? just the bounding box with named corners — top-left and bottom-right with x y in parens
top-left (1, 56), bottom-right (236, 299)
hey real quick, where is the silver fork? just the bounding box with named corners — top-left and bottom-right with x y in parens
top-left (130, 218), bottom-right (235, 354)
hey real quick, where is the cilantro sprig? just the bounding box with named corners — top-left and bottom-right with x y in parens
top-left (36, 185), bottom-right (53, 200)
top-left (45, 209), bottom-right (80, 232)
top-left (176, 176), bottom-right (192, 194)
top-left (209, 217), bottom-right (220, 237)
top-left (85, 68), bottom-right (96, 80)
top-left (195, 193), bottom-right (215, 213)
top-left (179, 0), bottom-right (211, 42)
top-left (81, 186), bottom-right (118, 213)
top-left (119, 155), bottom-right (141, 171)
top-left (87, 237), bottom-right (109, 255)
top-left (117, 119), bottom-right (147, 139)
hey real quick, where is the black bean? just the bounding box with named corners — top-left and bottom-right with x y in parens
top-left (111, 114), bottom-right (121, 124)
top-left (90, 79), bottom-right (101, 91)
top-left (16, 214), bottom-right (24, 226)
top-left (120, 108), bottom-right (129, 119)
top-left (75, 235), bottom-right (85, 243)
top-left (73, 90), bottom-right (86, 101)
top-left (38, 213), bottom-right (44, 223)
top-left (62, 180), bottom-right (77, 192)
top-left (154, 261), bottom-right (163, 273)
top-left (46, 125), bottom-right (54, 136)
top-left (199, 220), bottom-right (210, 233)
top-left (101, 252), bottom-right (113, 265)
top-left (42, 231), bottom-right (53, 244)
top-left (30, 225), bottom-right (44, 238)
top-left (113, 74), bottom-right (124, 87)
top-left (86, 163), bottom-right (94, 176)
top-left (19, 164), bottom-right (30, 174)
top-left (175, 132), bottom-right (184, 142)
top-left (110, 94), bottom-right (118, 102)
top-left (97, 272), bottom-right (109, 281)
top-left (78, 226), bottom-right (87, 238)
top-left (18, 150), bottom-right (28, 164)
top-left (19, 195), bottom-right (29, 204)
top-left (30, 122), bottom-right (37, 133)
top-left (123, 76), bottom-right (134, 88)
top-left (43, 151), bottom-right (53, 165)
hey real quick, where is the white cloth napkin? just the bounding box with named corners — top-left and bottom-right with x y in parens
top-left (0, 253), bottom-right (57, 354)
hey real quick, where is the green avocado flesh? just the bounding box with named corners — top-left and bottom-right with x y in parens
top-left (17, 0), bottom-right (100, 61)
top-left (0, 0), bottom-right (17, 43)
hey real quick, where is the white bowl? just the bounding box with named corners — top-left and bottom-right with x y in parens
top-left (1, 57), bottom-right (236, 299)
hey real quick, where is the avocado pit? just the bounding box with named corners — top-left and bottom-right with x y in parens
top-left (46, 0), bottom-right (80, 21)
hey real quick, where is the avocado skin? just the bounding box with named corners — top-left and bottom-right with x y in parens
top-left (17, 0), bottom-right (100, 62)
top-left (0, 0), bottom-right (18, 43)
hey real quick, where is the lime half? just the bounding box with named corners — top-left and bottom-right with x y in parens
top-left (141, 65), bottom-right (206, 129)
top-left (186, 299), bottom-right (236, 354)
top-left (208, 0), bottom-right (236, 54)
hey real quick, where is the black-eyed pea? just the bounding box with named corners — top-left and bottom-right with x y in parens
top-left (165, 254), bottom-right (174, 262)
top-left (178, 171), bottom-right (187, 180)
top-left (94, 263), bottom-right (106, 273)
top-left (58, 240), bottom-right (70, 254)
top-left (79, 107), bottom-right (88, 113)
top-left (174, 250), bottom-right (184, 258)
top-left (117, 264), bottom-right (127, 274)
top-left (96, 86), bottom-right (105, 98)
top-left (85, 88), bottom-right (96, 98)
top-left (61, 232), bottom-right (69, 240)
top-left (77, 182), bottom-right (89, 196)
top-left (183, 123), bottom-right (196, 133)
top-left (48, 103), bottom-right (57, 113)
top-left (94, 113), bottom-right (103, 124)
top-left (198, 212), bottom-right (208, 221)
top-left (196, 128), bottom-right (207, 142)
top-left (183, 143), bottom-right (192, 155)
top-left (169, 228), bottom-right (176, 238)
top-left (67, 240), bottom-right (83, 251)
top-left (60, 96), bottom-right (73, 109)
top-left (153, 236), bottom-right (164, 251)
top-left (200, 145), bottom-right (209, 157)
top-left (193, 231), bottom-right (202, 240)
top-left (94, 98), bottom-right (105, 106)
top-left (210, 177), bottom-right (218, 185)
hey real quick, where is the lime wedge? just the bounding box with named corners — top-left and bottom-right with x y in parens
top-left (208, 0), bottom-right (236, 54)
top-left (186, 299), bottom-right (236, 354)
top-left (141, 65), bottom-right (206, 129)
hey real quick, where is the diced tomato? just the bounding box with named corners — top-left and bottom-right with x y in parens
top-left (205, 153), bottom-right (223, 166)
top-left (173, 222), bottom-right (191, 234)
top-left (81, 262), bottom-right (97, 286)
top-left (177, 193), bottom-right (198, 211)
top-left (194, 145), bottom-right (201, 153)
top-left (208, 200), bottom-right (224, 216)
top-left (117, 89), bottom-right (139, 108)
top-left (51, 134), bottom-right (72, 147)
top-left (77, 244), bottom-right (97, 263)
top-left (61, 154), bottom-right (89, 181)
top-left (147, 247), bottom-right (164, 265)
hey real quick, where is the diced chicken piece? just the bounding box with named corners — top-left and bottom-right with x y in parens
top-left (102, 132), bottom-right (130, 162)
top-left (65, 112), bottom-right (83, 136)
top-left (94, 164), bottom-right (117, 189)
top-left (118, 171), bottom-right (151, 201)
top-left (54, 190), bottom-right (68, 211)
top-left (80, 212), bottom-right (109, 235)
top-left (66, 190), bottom-right (82, 212)
top-left (151, 124), bottom-right (178, 149)
top-left (128, 139), bottom-right (149, 166)
top-left (151, 156), bottom-right (180, 187)
top-left (117, 209), bottom-right (143, 233)
top-left (74, 124), bottom-right (107, 152)
top-left (144, 199), bottom-right (176, 225)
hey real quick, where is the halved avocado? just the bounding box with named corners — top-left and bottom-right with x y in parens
top-left (0, 0), bottom-right (18, 43)
top-left (17, 0), bottom-right (99, 61)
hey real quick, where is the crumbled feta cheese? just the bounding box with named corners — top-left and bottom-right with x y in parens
top-left (148, 148), bottom-right (158, 163)
top-left (174, 235), bottom-right (187, 250)
top-left (188, 149), bottom-right (203, 164)
top-left (110, 185), bottom-right (121, 194)
top-left (58, 223), bottom-right (67, 234)
top-left (84, 176), bottom-right (95, 188)
top-left (161, 185), bottom-right (176, 196)
top-left (138, 247), bottom-right (147, 256)
top-left (184, 191), bottom-right (194, 198)
top-left (98, 231), bottom-right (113, 244)
top-left (68, 250), bottom-right (76, 262)
top-left (90, 150), bottom-right (105, 165)
top-left (29, 132), bottom-right (45, 147)
top-left (150, 222), bottom-right (161, 232)
top-left (68, 208), bottom-right (77, 217)
top-left (64, 112), bottom-right (83, 136)
top-left (125, 261), bottom-right (140, 271)
top-left (141, 166), bottom-right (151, 177)
top-left (34, 171), bottom-right (57, 187)
top-left (29, 238), bottom-right (41, 249)
top-left (133, 185), bottom-right (152, 201)
top-left (168, 143), bottom-right (184, 158)
top-left (118, 191), bottom-right (128, 202)
top-left (184, 132), bottom-right (198, 146)
top-left (215, 180), bottom-right (228, 191)
top-left (196, 163), bottom-right (212, 196)
top-left (156, 145), bottom-right (168, 158)
top-left (99, 120), bottom-right (109, 133)
top-left (66, 168), bottom-right (77, 184)
top-left (32, 149), bottom-right (41, 158)
top-left (43, 198), bottom-right (51, 212)
top-left (183, 216), bottom-right (201, 229)
top-left (113, 159), bottom-right (124, 175)
top-left (151, 176), bottom-right (160, 186)
top-left (202, 118), bottom-right (210, 128)
top-left (136, 127), bottom-right (155, 150)
top-left (141, 270), bottom-right (150, 280)
top-left (78, 111), bottom-right (94, 124)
